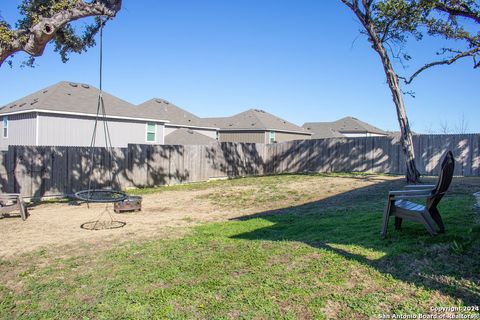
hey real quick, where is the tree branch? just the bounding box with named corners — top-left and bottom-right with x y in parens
top-left (402, 46), bottom-right (480, 84)
top-left (434, 2), bottom-right (480, 24)
top-left (0, 0), bottom-right (121, 67)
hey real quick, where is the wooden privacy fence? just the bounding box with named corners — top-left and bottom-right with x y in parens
top-left (0, 134), bottom-right (479, 198)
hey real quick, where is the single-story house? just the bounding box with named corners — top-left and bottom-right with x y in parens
top-left (302, 116), bottom-right (388, 139)
top-left (164, 128), bottom-right (217, 145)
top-left (137, 98), bottom-right (218, 145)
top-left (0, 81), bottom-right (168, 150)
top-left (203, 109), bottom-right (312, 144)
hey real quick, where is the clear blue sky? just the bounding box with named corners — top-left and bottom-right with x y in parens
top-left (1, 0), bottom-right (479, 133)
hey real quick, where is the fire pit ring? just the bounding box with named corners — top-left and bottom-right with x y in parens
top-left (114, 196), bottom-right (142, 213)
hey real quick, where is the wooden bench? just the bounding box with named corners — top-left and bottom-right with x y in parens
top-left (381, 151), bottom-right (454, 238)
top-left (0, 193), bottom-right (28, 221)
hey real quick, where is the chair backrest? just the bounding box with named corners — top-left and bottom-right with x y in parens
top-left (432, 151), bottom-right (455, 197)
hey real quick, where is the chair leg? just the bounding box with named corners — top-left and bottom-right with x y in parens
top-left (394, 217), bottom-right (403, 230)
top-left (420, 210), bottom-right (437, 236)
top-left (381, 204), bottom-right (391, 239)
top-left (429, 207), bottom-right (445, 233)
top-left (18, 197), bottom-right (27, 221)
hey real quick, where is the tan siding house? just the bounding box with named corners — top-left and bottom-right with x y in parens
top-left (303, 117), bottom-right (387, 139)
top-left (219, 131), bottom-right (266, 143)
top-left (204, 109), bottom-right (311, 144)
top-left (137, 99), bottom-right (218, 145)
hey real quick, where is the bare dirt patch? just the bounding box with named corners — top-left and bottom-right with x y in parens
top-left (0, 174), bottom-right (400, 259)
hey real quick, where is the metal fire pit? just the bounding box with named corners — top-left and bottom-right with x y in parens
top-left (114, 196), bottom-right (142, 213)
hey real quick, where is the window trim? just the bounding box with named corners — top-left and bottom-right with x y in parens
top-left (3, 116), bottom-right (8, 138)
top-left (145, 122), bottom-right (157, 143)
top-left (145, 122), bottom-right (156, 143)
top-left (269, 131), bottom-right (276, 143)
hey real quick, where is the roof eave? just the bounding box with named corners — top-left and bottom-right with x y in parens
top-left (0, 109), bottom-right (171, 123)
top-left (166, 123), bottom-right (220, 130)
top-left (218, 128), bottom-right (311, 135)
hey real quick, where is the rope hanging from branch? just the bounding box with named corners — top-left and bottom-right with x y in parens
top-left (75, 18), bottom-right (127, 230)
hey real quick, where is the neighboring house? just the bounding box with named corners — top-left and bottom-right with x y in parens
top-left (3, 81), bottom-right (387, 150)
top-left (164, 128), bottom-right (217, 145)
top-left (203, 109), bottom-right (311, 144)
top-left (137, 99), bottom-right (218, 144)
top-left (303, 117), bottom-right (388, 139)
top-left (0, 81), bottom-right (168, 150)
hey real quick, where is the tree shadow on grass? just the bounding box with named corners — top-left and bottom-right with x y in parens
top-left (230, 177), bottom-right (480, 305)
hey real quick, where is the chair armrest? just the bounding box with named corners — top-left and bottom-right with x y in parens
top-left (404, 184), bottom-right (435, 189)
top-left (392, 194), bottom-right (432, 200)
top-left (389, 189), bottom-right (432, 195)
top-left (0, 193), bottom-right (21, 198)
top-left (388, 189), bottom-right (432, 200)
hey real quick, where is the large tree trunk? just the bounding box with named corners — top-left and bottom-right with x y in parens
top-left (340, 0), bottom-right (422, 183)
top-left (364, 22), bottom-right (421, 182)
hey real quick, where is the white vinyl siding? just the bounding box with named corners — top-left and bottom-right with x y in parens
top-left (37, 113), bottom-right (165, 147)
top-left (146, 122), bottom-right (156, 142)
top-left (0, 113), bottom-right (37, 150)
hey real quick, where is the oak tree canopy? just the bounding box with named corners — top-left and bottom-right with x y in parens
top-left (0, 0), bottom-right (122, 67)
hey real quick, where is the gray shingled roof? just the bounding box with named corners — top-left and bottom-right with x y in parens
top-left (203, 109), bottom-right (310, 134)
top-left (0, 81), bottom-right (165, 121)
top-left (330, 117), bottom-right (387, 135)
top-left (137, 98), bottom-right (215, 128)
top-left (302, 123), bottom-right (345, 139)
top-left (164, 128), bottom-right (218, 145)
top-left (303, 117), bottom-right (387, 137)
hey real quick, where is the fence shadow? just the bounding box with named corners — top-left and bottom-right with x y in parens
top-left (230, 177), bottom-right (480, 306)
top-left (205, 142), bottom-right (266, 178)
top-left (0, 134), bottom-right (478, 198)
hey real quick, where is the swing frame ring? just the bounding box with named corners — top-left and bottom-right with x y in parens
top-left (75, 189), bottom-right (128, 203)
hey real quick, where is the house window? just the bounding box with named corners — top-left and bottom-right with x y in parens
top-left (2, 116), bottom-right (7, 138)
top-left (146, 122), bottom-right (156, 142)
top-left (269, 131), bottom-right (276, 143)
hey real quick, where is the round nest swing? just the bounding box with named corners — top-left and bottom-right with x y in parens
top-left (76, 19), bottom-right (127, 231)
top-left (75, 189), bottom-right (128, 203)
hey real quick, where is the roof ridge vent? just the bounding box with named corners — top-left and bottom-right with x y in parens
top-left (155, 98), bottom-right (170, 105)
top-left (81, 84), bottom-right (90, 89)
top-left (69, 82), bottom-right (78, 87)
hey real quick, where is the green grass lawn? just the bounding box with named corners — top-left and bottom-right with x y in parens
top-left (1, 174), bottom-right (479, 319)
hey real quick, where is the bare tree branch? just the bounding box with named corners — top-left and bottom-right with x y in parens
top-left (402, 46), bottom-right (480, 84)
